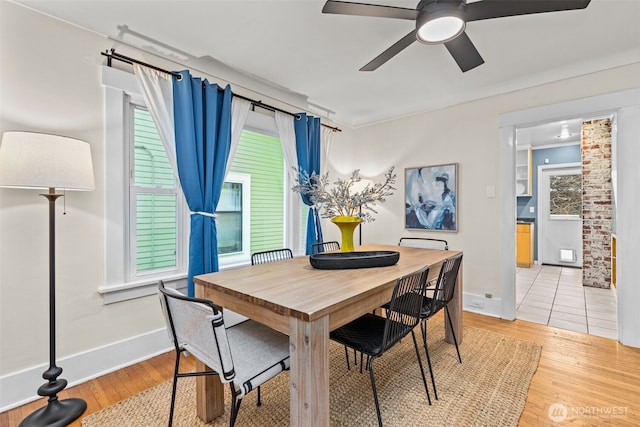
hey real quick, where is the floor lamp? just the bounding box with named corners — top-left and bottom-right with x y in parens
top-left (0, 131), bottom-right (95, 426)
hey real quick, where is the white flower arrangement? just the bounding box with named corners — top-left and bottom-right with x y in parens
top-left (292, 167), bottom-right (397, 223)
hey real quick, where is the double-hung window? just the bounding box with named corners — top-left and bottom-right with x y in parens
top-left (102, 66), bottom-right (188, 303)
top-left (102, 66), bottom-right (305, 303)
top-left (218, 113), bottom-right (306, 267)
top-left (130, 106), bottom-right (182, 275)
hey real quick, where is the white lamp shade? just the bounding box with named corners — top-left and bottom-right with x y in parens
top-left (0, 131), bottom-right (95, 191)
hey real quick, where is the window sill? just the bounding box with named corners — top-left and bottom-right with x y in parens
top-left (99, 273), bottom-right (187, 304)
top-left (98, 261), bottom-right (256, 304)
top-left (549, 215), bottom-right (582, 221)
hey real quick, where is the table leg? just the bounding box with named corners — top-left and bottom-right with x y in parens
top-left (195, 360), bottom-right (225, 422)
top-left (445, 259), bottom-right (463, 345)
top-left (289, 315), bottom-right (330, 426)
top-left (194, 284), bottom-right (225, 421)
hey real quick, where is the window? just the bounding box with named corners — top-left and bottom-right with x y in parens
top-left (130, 107), bottom-right (181, 275)
top-left (226, 129), bottom-right (285, 258)
top-left (102, 66), bottom-right (304, 302)
top-left (217, 172), bottom-right (251, 265)
top-left (102, 66), bottom-right (188, 303)
top-left (550, 174), bottom-right (582, 218)
top-left (218, 182), bottom-right (244, 254)
top-left (218, 119), bottom-right (306, 266)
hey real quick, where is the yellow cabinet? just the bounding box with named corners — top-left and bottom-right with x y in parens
top-left (516, 223), bottom-right (534, 268)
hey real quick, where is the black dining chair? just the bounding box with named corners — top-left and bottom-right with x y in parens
top-left (416, 253), bottom-right (463, 400)
top-left (399, 237), bottom-right (448, 287)
top-left (250, 248), bottom-right (293, 265)
top-left (311, 241), bottom-right (340, 254)
top-left (330, 266), bottom-right (432, 427)
top-left (398, 237), bottom-right (448, 250)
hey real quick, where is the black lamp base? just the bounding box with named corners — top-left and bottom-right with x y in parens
top-left (19, 397), bottom-right (86, 427)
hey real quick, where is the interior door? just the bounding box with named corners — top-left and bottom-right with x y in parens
top-left (538, 164), bottom-right (583, 267)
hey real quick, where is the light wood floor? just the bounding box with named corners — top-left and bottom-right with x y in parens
top-left (2, 312), bottom-right (639, 426)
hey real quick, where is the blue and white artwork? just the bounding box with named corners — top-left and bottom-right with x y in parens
top-left (405, 163), bottom-right (458, 232)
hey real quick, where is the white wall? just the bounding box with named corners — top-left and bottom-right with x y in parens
top-left (0, 2), bottom-right (172, 409)
top-left (0, 2), bottom-right (307, 410)
top-left (1, 0), bottom-right (639, 410)
top-left (325, 63), bottom-right (640, 306)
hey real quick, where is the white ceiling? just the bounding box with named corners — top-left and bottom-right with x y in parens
top-left (516, 117), bottom-right (584, 148)
top-left (11, 0), bottom-right (640, 130)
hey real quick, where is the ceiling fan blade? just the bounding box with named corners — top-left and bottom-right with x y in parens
top-left (465, 0), bottom-right (591, 22)
top-left (444, 32), bottom-right (484, 72)
top-left (360, 30), bottom-right (417, 71)
top-left (322, 1), bottom-right (419, 20)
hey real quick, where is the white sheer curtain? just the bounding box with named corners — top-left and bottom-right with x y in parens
top-left (226, 98), bottom-right (251, 178)
top-left (276, 111), bottom-right (304, 254)
top-left (275, 111), bottom-right (297, 179)
top-left (321, 127), bottom-right (334, 175)
top-left (132, 64), bottom-right (177, 175)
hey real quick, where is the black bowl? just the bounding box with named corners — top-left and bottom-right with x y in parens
top-left (309, 250), bottom-right (400, 270)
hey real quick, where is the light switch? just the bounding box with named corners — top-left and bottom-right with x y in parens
top-left (486, 185), bottom-right (496, 198)
top-left (529, 206), bottom-right (535, 213)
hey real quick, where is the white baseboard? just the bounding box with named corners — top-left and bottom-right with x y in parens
top-left (1, 296), bottom-right (501, 412)
top-left (463, 292), bottom-right (502, 318)
top-left (0, 328), bottom-right (172, 412)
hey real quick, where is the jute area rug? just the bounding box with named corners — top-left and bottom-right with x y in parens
top-left (83, 318), bottom-right (541, 426)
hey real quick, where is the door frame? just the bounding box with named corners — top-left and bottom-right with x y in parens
top-left (536, 162), bottom-right (582, 266)
top-left (498, 88), bottom-right (640, 347)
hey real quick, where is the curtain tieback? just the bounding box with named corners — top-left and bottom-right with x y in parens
top-left (191, 211), bottom-right (217, 218)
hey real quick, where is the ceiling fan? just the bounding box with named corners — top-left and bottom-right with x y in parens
top-left (322, 0), bottom-right (591, 72)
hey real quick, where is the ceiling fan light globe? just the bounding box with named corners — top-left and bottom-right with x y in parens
top-left (417, 16), bottom-right (465, 43)
top-left (416, 5), bottom-right (466, 44)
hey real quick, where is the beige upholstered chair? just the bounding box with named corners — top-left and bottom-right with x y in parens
top-left (158, 281), bottom-right (290, 427)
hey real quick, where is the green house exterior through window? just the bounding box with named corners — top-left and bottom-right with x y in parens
top-left (133, 107), bottom-right (178, 273)
top-left (223, 129), bottom-right (285, 257)
top-left (132, 107), bottom-right (287, 269)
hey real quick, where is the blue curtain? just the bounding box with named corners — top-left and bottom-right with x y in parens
top-left (173, 71), bottom-right (232, 296)
top-left (294, 113), bottom-right (323, 254)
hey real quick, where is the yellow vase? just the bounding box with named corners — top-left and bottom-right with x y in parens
top-left (331, 216), bottom-right (363, 252)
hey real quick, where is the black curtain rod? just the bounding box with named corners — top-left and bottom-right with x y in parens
top-left (101, 49), bottom-right (341, 132)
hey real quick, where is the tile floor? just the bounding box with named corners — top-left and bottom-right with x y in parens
top-left (516, 264), bottom-right (618, 339)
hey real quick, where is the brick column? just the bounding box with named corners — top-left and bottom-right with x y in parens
top-left (581, 119), bottom-right (612, 289)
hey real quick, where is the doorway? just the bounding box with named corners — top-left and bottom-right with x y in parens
top-left (510, 116), bottom-right (618, 338)
top-left (499, 88), bottom-right (640, 347)
top-left (538, 163), bottom-right (582, 268)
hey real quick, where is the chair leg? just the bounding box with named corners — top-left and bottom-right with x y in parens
top-left (344, 346), bottom-right (351, 370)
top-left (168, 351), bottom-right (181, 427)
top-left (366, 357), bottom-right (384, 427)
top-left (445, 306), bottom-right (462, 363)
top-left (420, 321), bottom-right (438, 401)
top-left (229, 384), bottom-right (243, 427)
top-left (411, 330), bottom-right (432, 405)
top-left (257, 386), bottom-right (261, 406)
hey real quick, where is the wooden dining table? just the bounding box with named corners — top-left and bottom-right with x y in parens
top-left (194, 243), bottom-right (463, 426)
